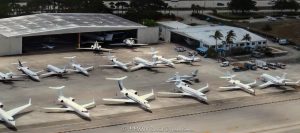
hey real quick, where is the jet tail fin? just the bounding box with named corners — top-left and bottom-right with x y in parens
top-left (192, 70), bottom-right (198, 77)
top-left (49, 86), bottom-right (65, 96)
top-left (106, 76), bottom-right (127, 90)
top-left (198, 83), bottom-right (209, 93)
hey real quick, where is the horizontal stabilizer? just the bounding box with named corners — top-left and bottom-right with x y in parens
top-left (49, 86), bottom-right (65, 90)
top-left (106, 76), bottom-right (128, 81)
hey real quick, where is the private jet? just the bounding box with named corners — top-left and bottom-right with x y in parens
top-left (99, 52), bottom-right (131, 71)
top-left (259, 73), bottom-right (300, 88)
top-left (158, 75), bottom-right (209, 103)
top-left (64, 56), bottom-right (94, 76)
top-left (40, 65), bottom-right (68, 78)
top-left (0, 72), bottom-right (22, 82)
top-left (150, 47), bottom-right (175, 67)
top-left (174, 55), bottom-right (200, 64)
top-left (109, 38), bottom-right (148, 47)
top-left (12, 60), bottom-right (43, 81)
top-left (0, 99), bottom-right (31, 127)
top-left (220, 74), bottom-right (256, 95)
top-left (44, 86), bottom-right (95, 118)
top-left (166, 70), bottom-right (199, 83)
top-left (77, 41), bottom-right (112, 53)
top-left (102, 76), bottom-right (155, 110)
top-left (130, 56), bottom-right (163, 71)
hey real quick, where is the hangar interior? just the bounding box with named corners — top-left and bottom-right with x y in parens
top-left (0, 13), bottom-right (149, 56)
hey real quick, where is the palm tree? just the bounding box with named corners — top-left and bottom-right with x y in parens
top-left (210, 30), bottom-right (223, 51)
top-left (242, 33), bottom-right (252, 42)
top-left (225, 30), bottom-right (236, 55)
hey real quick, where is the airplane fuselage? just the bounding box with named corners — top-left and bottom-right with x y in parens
top-left (230, 80), bottom-right (255, 94)
top-left (0, 72), bottom-right (12, 80)
top-left (72, 64), bottom-right (89, 76)
top-left (19, 67), bottom-right (40, 81)
top-left (176, 82), bottom-right (207, 102)
top-left (121, 89), bottom-right (150, 109)
top-left (155, 55), bottom-right (174, 66)
top-left (133, 57), bottom-right (153, 67)
top-left (0, 108), bottom-right (16, 127)
top-left (112, 59), bottom-right (128, 70)
top-left (260, 74), bottom-right (282, 85)
top-left (57, 96), bottom-right (90, 118)
top-left (47, 65), bottom-right (64, 74)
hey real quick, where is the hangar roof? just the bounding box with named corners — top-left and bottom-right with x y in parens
top-left (157, 21), bottom-right (190, 29)
top-left (0, 13), bottom-right (145, 37)
top-left (172, 25), bottom-right (266, 46)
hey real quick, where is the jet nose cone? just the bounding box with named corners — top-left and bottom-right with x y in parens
top-left (83, 71), bottom-right (89, 76)
top-left (9, 121), bottom-right (16, 127)
top-left (82, 112), bottom-right (90, 118)
top-left (34, 76), bottom-right (40, 81)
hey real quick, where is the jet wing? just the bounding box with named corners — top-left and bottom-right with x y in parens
top-left (219, 86), bottom-right (241, 91)
top-left (102, 98), bottom-right (135, 104)
top-left (84, 66), bottom-right (94, 71)
top-left (81, 101), bottom-right (96, 109)
top-left (259, 81), bottom-right (274, 88)
top-left (99, 64), bottom-right (118, 67)
top-left (130, 63), bottom-right (146, 71)
top-left (132, 43), bottom-right (148, 46)
top-left (44, 107), bottom-right (73, 112)
top-left (7, 99), bottom-right (31, 117)
top-left (140, 90), bottom-right (155, 100)
top-left (197, 84), bottom-right (209, 93)
top-left (100, 48), bottom-right (112, 52)
top-left (77, 48), bottom-right (93, 50)
top-left (35, 70), bottom-right (44, 75)
top-left (246, 80), bottom-right (257, 87)
top-left (157, 92), bottom-right (190, 97)
top-left (40, 72), bottom-right (56, 78)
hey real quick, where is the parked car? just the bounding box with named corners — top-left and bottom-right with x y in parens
top-left (217, 3), bottom-right (225, 6)
top-left (174, 47), bottom-right (186, 52)
top-left (220, 61), bottom-right (230, 67)
top-left (278, 39), bottom-right (289, 45)
top-left (275, 62), bottom-right (286, 69)
top-left (267, 63), bottom-right (277, 69)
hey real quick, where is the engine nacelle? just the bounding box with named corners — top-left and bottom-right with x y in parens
top-left (0, 103), bottom-right (3, 108)
top-left (128, 89), bottom-right (138, 95)
top-left (69, 97), bottom-right (75, 101)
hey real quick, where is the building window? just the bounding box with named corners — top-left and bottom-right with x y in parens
top-left (240, 43), bottom-right (245, 46)
top-left (235, 44), bottom-right (239, 47)
top-left (247, 43), bottom-right (250, 46)
top-left (258, 42), bottom-right (262, 45)
top-left (263, 41), bottom-right (266, 44)
top-left (252, 42), bottom-right (255, 45)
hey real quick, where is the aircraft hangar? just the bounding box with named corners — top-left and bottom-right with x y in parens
top-left (0, 13), bottom-right (157, 56)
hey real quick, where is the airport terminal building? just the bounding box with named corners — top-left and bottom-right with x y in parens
top-left (0, 13), bottom-right (158, 56)
top-left (158, 21), bottom-right (267, 53)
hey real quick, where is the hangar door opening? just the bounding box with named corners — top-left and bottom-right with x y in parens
top-left (170, 32), bottom-right (199, 49)
top-left (80, 29), bottom-right (137, 48)
top-left (22, 33), bottom-right (78, 54)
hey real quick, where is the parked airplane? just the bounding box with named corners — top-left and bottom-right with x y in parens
top-left (266, 16), bottom-right (277, 21)
top-left (44, 86), bottom-right (95, 118)
top-left (64, 56), bottom-right (94, 76)
top-left (259, 73), bottom-right (300, 88)
top-left (103, 76), bottom-right (155, 110)
top-left (220, 74), bottom-right (256, 95)
top-left (99, 52), bottom-right (131, 71)
top-left (130, 56), bottom-right (163, 71)
top-left (12, 60), bottom-right (43, 81)
top-left (77, 41), bottom-right (112, 53)
top-left (0, 99), bottom-right (31, 127)
top-left (149, 47), bottom-right (175, 67)
top-left (0, 72), bottom-right (22, 82)
top-left (158, 75), bottom-right (209, 103)
top-left (166, 70), bottom-right (199, 83)
top-left (174, 55), bottom-right (200, 64)
top-left (41, 44), bottom-right (55, 50)
top-left (41, 65), bottom-right (68, 77)
top-left (109, 38), bottom-right (148, 47)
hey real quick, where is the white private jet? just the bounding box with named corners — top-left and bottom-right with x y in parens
top-left (109, 38), bottom-right (148, 47)
top-left (220, 74), bottom-right (256, 95)
top-left (64, 56), bottom-right (94, 76)
top-left (166, 70), bottom-right (199, 83)
top-left (158, 75), bottom-right (209, 103)
top-left (99, 52), bottom-right (131, 71)
top-left (44, 86), bottom-right (95, 118)
top-left (149, 47), bottom-right (175, 67)
top-left (12, 60), bottom-right (43, 82)
top-left (77, 41), bottom-right (112, 53)
top-left (0, 72), bottom-right (23, 82)
top-left (266, 16), bottom-right (277, 21)
top-left (259, 73), bottom-right (300, 88)
top-left (130, 56), bottom-right (163, 71)
top-left (103, 76), bottom-right (155, 110)
top-left (41, 65), bottom-right (68, 78)
top-left (174, 55), bottom-right (200, 64)
top-left (41, 44), bottom-right (55, 50)
top-left (0, 99), bottom-right (31, 127)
